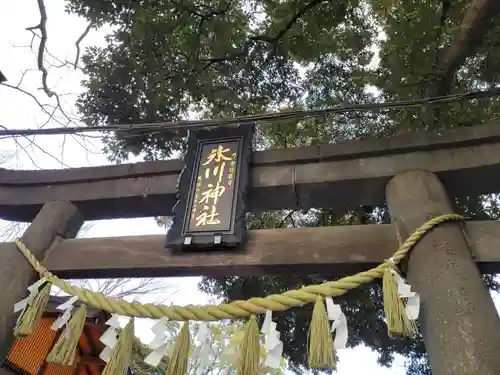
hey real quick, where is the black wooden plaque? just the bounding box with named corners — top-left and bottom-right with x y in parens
top-left (166, 124), bottom-right (253, 251)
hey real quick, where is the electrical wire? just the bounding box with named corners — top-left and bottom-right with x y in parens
top-left (0, 87), bottom-right (499, 138)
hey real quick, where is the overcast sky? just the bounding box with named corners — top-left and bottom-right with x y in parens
top-left (3, 1), bottom-right (495, 374)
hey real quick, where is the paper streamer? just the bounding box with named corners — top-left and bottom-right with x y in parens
top-left (325, 297), bottom-right (348, 350)
top-left (390, 270), bottom-right (420, 320)
top-left (191, 322), bottom-right (214, 370)
top-left (99, 314), bottom-right (122, 363)
top-left (51, 296), bottom-right (78, 339)
top-left (51, 296), bottom-right (78, 328)
top-left (261, 310), bottom-right (283, 369)
top-left (144, 317), bottom-right (170, 367)
top-left (13, 278), bottom-right (47, 323)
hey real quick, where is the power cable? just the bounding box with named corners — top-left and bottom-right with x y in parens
top-left (0, 87), bottom-right (499, 138)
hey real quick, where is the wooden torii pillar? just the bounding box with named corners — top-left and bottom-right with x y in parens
top-left (0, 202), bottom-right (83, 365)
top-left (386, 170), bottom-right (500, 375)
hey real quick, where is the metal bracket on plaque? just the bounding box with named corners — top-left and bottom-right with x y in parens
top-left (213, 234), bottom-right (222, 245)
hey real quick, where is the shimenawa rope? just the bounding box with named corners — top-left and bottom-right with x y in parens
top-left (14, 213), bottom-right (465, 322)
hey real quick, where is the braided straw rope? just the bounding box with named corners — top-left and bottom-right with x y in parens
top-left (14, 214), bottom-right (465, 321)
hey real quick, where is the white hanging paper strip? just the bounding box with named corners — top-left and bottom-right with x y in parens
top-left (148, 335), bottom-right (167, 352)
top-left (197, 322), bottom-right (210, 343)
top-left (192, 322), bottom-right (214, 370)
top-left (151, 318), bottom-right (169, 336)
top-left (99, 346), bottom-right (113, 363)
top-left (265, 341), bottom-right (283, 369)
top-left (148, 318), bottom-right (169, 350)
top-left (325, 297), bottom-right (340, 321)
top-left (51, 308), bottom-right (73, 330)
top-left (390, 270), bottom-right (420, 320)
top-left (405, 294), bottom-right (420, 320)
top-left (331, 313), bottom-right (348, 349)
top-left (99, 314), bottom-right (122, 363)
top-left (13, 278), bottom-right (46, 315)
top-left (264, 323), bottom-right (281, 350)
top-left (51, 296), bottom-right (79, 331)
top-left (144, 344), bottom-right (169, 367)
top-left (105, 314), bottom-right (122, 329)
top-left (261, 310), bottom-right (283, 369)
top-left (261, 310), bottom-right (272, 334)
top-left (325, 297), bottom-right (348, 350)
top-left (144, 317), bottom-right (170, 367)
top-left (56, 296), bottom-right (79, 311)
top-left (100, 327), bottom-right (118, 348)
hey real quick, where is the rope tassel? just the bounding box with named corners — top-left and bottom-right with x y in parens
top-left (383, 265), bottom-right (417, 337)
top-left (167, 322), bottom-right (191, 375)
top-left (308, 296), bottom-right (335, 370)
top-left (13, 283), bottom-right (51, 337)
top-left (46, 305), bottom-right (87, 365)
top-left (237, 315), bottom-right (260, 375)
top-left (102, 320), bottom-right (134, 375)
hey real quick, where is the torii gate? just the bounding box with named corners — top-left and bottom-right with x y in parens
top-left (1, 122), bottom-right (500, 375)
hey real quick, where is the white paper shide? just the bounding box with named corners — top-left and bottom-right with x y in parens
top-left (390, 269), bottom-right (420, 320)
top-left (261, 310), bottom-right (283, 369)
top-left (99, 314), bottom-right (122, 363)
top-left (325, 297), bottom-right (348, 350)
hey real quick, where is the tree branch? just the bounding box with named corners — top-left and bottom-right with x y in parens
top-left (250, 0), bottom-right (337, 54)
top-left (200, 0), bottom-right (336, 74)
top-left (0, 81), bottom-right (62, 125)
top-left (0, 80), bottom-right (74, 132)
top-left (278, 209), bottom-right (297, 228)
top-left (274, 0), bottom-right (329, 42)
top-left (433, 0), bottom-right (500, 96)
top-left (26, 0), bottom-right (55, 98)
top-left (74, 22), bottom-right (94, 69)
